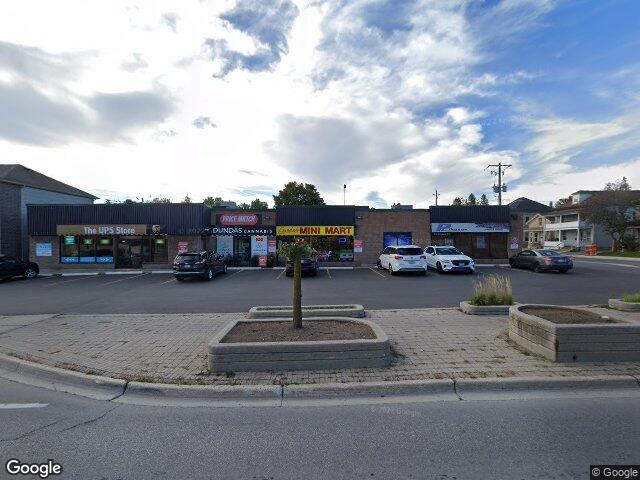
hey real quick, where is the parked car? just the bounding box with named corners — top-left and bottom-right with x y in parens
top-left (377, 245), bottom-right (428, 275)
top-left (509, 249), bottom-right (573, 273)
top-left (423, 246), bottom-right (475, 274)
top-left (173, 251), bottom-right (226, 281)
top-left (285, 256), bottom-right (319, 277)
top-left (0, 255), bottom-right (39, 281)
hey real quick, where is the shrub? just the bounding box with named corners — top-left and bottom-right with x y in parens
top-left (470, 275), bottom-right (514, 306)
top-left (621, 293), bottom-right (640, 303)
top-left (619, 235), bottom-right (639, 252)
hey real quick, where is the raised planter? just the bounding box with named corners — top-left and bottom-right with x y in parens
top-left (509, 304), bottom-right (640, 362)
top-left (459, 301), bottom-right (512, 315)
top-left (608, 299), bottom-right (640, 312)
top-left (208, 317), bottom-right (390, 372)
top-left (248, 304), bottom-right (365, 319)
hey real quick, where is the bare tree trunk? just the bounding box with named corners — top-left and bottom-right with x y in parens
top-left (292, 253), bottom-right (302, 329)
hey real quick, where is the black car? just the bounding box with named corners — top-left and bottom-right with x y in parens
top-left (173, 251), bottom-right (226, 281)
top-left (285, 256), bottom-right (319, 277)
top-left (0, 255), bottom-right (39, 281)
top-left (509, 249), bottom-right (573, 273)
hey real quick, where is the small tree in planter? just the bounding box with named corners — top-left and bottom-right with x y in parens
top-left (278, 239), bottom-right (313, 329)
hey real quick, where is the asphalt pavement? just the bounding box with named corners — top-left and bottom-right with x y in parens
top-left (0, 257), bottom-right (638, 315)
top-left (1, 377), bottom-right (639, 479)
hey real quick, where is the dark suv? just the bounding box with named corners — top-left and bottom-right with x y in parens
top-left (0, 255), bottom-right (39, 281)
top-left (173, 251), bottom-right (227, 281)
top-left (285, 256), bottom-right (319, 277)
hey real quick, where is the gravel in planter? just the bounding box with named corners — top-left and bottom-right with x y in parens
top-left (222, 320), bottom-right (376, 343)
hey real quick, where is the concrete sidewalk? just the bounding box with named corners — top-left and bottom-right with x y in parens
top-left (1, 308), bottom-right (639, 387)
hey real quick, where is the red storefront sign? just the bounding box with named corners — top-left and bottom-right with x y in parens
top-left (217, 214), bottom-right (260, 226)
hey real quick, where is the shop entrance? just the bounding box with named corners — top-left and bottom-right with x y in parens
top-left (233, 236), bottom-right (251, 267)
top-left (116, 235), bottom-right (168, 268)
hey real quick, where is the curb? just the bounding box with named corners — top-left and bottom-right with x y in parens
top-left (0, 353), bottom-right (126, 401)
top-left (1, 352), bottom-right (638, 406)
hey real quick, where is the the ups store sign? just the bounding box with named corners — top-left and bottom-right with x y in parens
top-left (56, 224), bottom-right (148, 235)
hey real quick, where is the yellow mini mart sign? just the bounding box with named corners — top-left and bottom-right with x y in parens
top-left (276, 226), bottom-right (354, 236)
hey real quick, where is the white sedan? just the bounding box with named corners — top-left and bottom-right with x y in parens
top-left (424, 246), bottom-right (475, 274)
top-left (378, 245), bottom-right (428, 275)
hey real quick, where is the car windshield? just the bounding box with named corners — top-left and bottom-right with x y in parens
top-left (397, 248), bottom-right (424, 255)
top-left (175, 254), bottom-right (201, 262)
top-left (536, 250), bottom-right (562, 257)
top-left (435, 247), bottom-right (462, 255)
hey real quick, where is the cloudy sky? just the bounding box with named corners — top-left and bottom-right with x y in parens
top-left (1, 0), bottom-right (639, 207)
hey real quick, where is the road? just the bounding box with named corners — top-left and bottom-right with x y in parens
top-left (1, 378), bottom-right (638, 479)
top-left (0, 257), bottom-right (638, 315)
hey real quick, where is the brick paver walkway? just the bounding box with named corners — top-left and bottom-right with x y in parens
top-left (1, 309), bottom-right (639, 385)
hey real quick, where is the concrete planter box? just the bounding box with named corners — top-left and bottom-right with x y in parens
top-left (508, 304), bottom-right (640, 362)
top-left (608, 299), bottom-right (640, 312)
top-left (248, 304), bottom-right (365, 319)
top-left (208, 317), bottom-right (390, 372)
top-left (459, 301), bottom-right (512, 315)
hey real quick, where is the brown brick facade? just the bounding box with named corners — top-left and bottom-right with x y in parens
top-left (354, 209), bottom-right (430, 266)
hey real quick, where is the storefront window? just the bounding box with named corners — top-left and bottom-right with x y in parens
top-left (60, 235), bottom-right (79, 263)
top-left (277, 236), bottom-right (354, 263)
top-left (79, 236), bottom-right (96, 263)
top-left (152, 237), bottom-right (168, 263)
top-left (96, 237), bottom-right (114, 263)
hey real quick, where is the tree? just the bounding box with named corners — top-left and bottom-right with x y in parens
top-left (580, 181), bottom-right (640, 251)
top-left (203, 196), bottom-right (224, 208)
top-left (479, 194), bottom-right (489, 205)
top-left (278, 239), bottom-right (313, 329)
top-left (238, 198), bottom-right (269, 210)
top-left (452, 197), bottom-right (464, 206)
top-left (150, 197), bottom-right (171, 204)
top-left (181, 195), bottom-right (192, 204)
top-left (467, 193), bottom-right (477, 205)
top-left (273, 182), bottom-right (325, 206)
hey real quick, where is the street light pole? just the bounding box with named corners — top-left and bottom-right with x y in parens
top-left (343, 184), bottom-right (346, 205)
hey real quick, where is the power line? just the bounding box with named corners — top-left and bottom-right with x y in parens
top-left (485, 162), bottom-right (512, 205)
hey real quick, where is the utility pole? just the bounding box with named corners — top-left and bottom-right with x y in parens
top-left (486, 162), bottom-right (512, 205)
top-left (343, 184), bottom-right (346, 206)
top-left (433, 189), bottom-right (439, 206)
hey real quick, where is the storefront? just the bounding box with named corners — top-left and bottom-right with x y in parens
top-left (275, 206), bottom-right (356, 265)
top-left (429, 206), bottom-right (512, 259)
top-left (28, 203), bottom-right (212, 270)
top-left (208, 211), bottom-right (276, 267)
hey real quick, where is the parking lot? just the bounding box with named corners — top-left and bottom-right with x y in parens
top-left (1, 257), bottom-right (638, 315)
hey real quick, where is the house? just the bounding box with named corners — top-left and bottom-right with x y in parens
top-left (0, 165), bottom-right (96, 260)
top-left (542, 191), bottom-right (611, 250)
top-left (508, 197), bottom-right (553, 250)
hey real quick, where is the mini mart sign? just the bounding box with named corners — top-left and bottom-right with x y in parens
top-left (276, 226), bottom-right (354, 236)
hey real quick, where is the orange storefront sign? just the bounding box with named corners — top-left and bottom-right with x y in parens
top-left (276, 226), bottom-right (354, 236)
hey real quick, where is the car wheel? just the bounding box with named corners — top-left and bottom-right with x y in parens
top-left (376, 259), bottom-right (382, 269)
top-left (509, 259), bottom-right (516, 268)
top-left (436, 261), bottom-right (443, 273)
top-left (23, 268), bottom-right (38, 279)
top-left (533, 263), bottom-right (541, 273)
top-left (388, 264), bottom-right (395, 275)
top-left (206, 268), bottom-right (213, 280)
top-left (175, 276), bottom-right (184, 282)
top-left (420, 269), bottom-right (427, 276)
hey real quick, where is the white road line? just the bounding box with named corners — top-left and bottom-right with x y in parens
top-left (276, 269), bottom-right (285, 279)
top-left (43, 276), bottom-right (94, 287)
top-left (368, 267), bottom-right (387, 278)
top-left (101, 273), bottom-right (148, 286)
top-left (220, 270), bottom-right (243, 280)
top-left (325, 268), bottom-right (332, 279)
top-left (0, 403), bottom-right (48, 409)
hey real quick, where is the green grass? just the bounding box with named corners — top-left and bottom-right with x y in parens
top-left (597, 251), bottom-right (640, 258)
top-left (621, 293), bottom-right (640, 303)
top-left (469, 275), bottom-right (514, 306)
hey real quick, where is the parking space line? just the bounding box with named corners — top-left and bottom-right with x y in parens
top-left (156, 277), bottom-right (177, 285)
top-left (220, 270), bottom-right (243, 280)
top-left (368, 267), bottom-right (387, 278)
top-left (101, 273), bottom-right (149, 286)
top-left (276, 269), bottom-right (285, 279)
top-left (325, 268), bottom-right (332, 279)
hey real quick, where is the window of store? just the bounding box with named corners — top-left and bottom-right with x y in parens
top-left (60, 235), bottom-right (79, 263)
top-left (79, 236), bottom-right (96, 263)
top-left (96, 237), bottom-right (114, 263)
top-left (152, 237), bottom-right (168, 264)
top-left (383, 232), bottom-right (412, 248)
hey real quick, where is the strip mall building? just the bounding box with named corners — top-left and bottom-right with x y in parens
top-left (28, 203), bottom-right (521, 270)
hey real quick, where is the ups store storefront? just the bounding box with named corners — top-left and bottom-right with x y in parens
top-left (208, 211), bottom-right (276, 267)
top-left (429, 206), bottom-right (513, 259)
top-left (28, 204), bottom-right (212, 270)
top-left (275, 206), bottom-right (356, 265)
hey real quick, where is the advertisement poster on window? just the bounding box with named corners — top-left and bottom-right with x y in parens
top-left (258, 255), bottom-right (267, 267)
top-left (216, 236), bottom-right (233, 257)
top-left (353, 239), bottom-right (363, 253)
top-left (251, 236), bottom-right (268, 256)
top-left (36, 243), bottom-right (52, 257)
top-left (268, 239), bottom-right (277, 253)
top-left (177, 241), bottom-right (189, 253)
